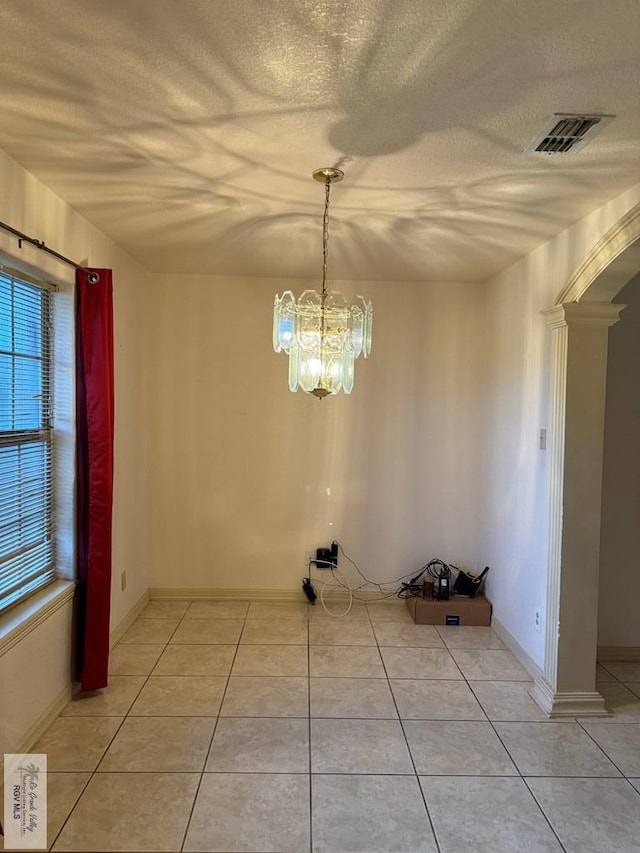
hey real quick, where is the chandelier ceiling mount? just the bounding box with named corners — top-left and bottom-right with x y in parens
top-left (312, 167), bottom-right (344, 184)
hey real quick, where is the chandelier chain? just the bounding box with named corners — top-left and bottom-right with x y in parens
top-left (321, 178), bottom-right (331, 298)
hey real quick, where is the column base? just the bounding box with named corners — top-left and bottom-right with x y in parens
top-left (530, 676), bottom-right (609, 718)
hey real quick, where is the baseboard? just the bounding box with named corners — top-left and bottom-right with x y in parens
top-left (490, 615), bottom-right (544, 682)
top-left (597, 646), bottom-right (640, 662)
top-left (531, 676), bottom-right (608, 718)
top-left (17, 682), bottom-right (73, 753)
top-left (149, 587), bottom-right (303, 602)
top-left (109, 590), bottom-right (150, 648)
top-left (148, 587), bottom-right (404, 603)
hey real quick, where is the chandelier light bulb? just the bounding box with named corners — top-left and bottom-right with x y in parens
top-left (273, 169), bottom-right (372, 398)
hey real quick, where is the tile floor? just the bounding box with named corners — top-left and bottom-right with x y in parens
top-left (17, 600), bottom-right (640, 851)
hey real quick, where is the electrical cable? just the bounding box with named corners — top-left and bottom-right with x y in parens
top-left (320, 573), bottom-right (353, 617)
top-left (337, 543), bottom-right (423, 593)
top-left (397, 557), bottom-right (460, 598)
top-left (306, 544), bottom-right (463, 617)
top-left (309, 544), bottom-right (421, 617)
top-left (308, 560), bottom-right (353, 617)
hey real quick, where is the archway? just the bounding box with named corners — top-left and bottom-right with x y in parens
top-left (531, 202), bottom-right (640, 716)
top-left (598, 272), bottom-right (640, 660)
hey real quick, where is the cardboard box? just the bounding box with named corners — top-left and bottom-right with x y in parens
top-left (406, 594), bottom-right (492, 626)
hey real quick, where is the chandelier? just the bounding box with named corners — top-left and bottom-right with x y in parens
top-left (273, 168), bottom-right (372, 399)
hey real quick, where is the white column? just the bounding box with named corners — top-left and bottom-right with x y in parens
top-left (532, 302), bottom-right (624, 717)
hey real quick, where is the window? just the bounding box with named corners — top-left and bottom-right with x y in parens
top-left (0, 269), bottom-right (55, 612)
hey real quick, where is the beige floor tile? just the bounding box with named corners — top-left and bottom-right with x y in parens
top-left (420, 776), bottom-right (562, 852)
top-left (435, 625), bottom-right (505, 649)
top-left (98, 716), bottom-right (215, 772)
top-left (129, 675), bottom-right (226, 716)
top-left (152, 643), bottom-right (236, 676)
top-left (170, 618), bottom-right (243, 644)
top-left (119, 618), bottom-right (180, 644)
top-left (139, 600), bottom-right (190, 619)
top-left (240, 619), bottom-right (308, 645)
top-left (308, 602), bottom-right (369, 621)
top-left (312, 775), bottom-right (437, 852)
top-left (580, 723), bottom-right (640, 776)
top-left (391, 679), bottom-right (486, 720)
top-left (310, 677), bottom-right (397, 718)
top-left (311, 719), bottom-right (414, 774)
top-left (469, 680), bottom-right (551, 721)
top-left (596, 662), bottom-right (619, 682)
top-left (599, 661), bottom-right (640, 681)
top-left (186, 600), bottom-right (249, 619)
top-left (47, 773), bottom-right (91, 849)
top-left (309, 620), bottom-right (376, 646)
top-left (52, 772), bottom-right (199, 851)
top-left (495, 722), bottom-right (621, 776)
top-left (366, 602), bottom-right (414, 624)
top-left (27, 608), bottom-right (640, 853)
top-left (380, 646), bottom-right (462, 679)
top-left (247, 601), bottom-right (309, 619)
top-left (205, 717), bottom-right (309, 772)
top-left (231, 644), bottom-right (308, 676)
top-left (373, 622), bottom-right (444, 648)
top-left (527, 777), bottom-right (640, 852)
top-left (60, 676), bottom-right (146, 717)
top-left (108, 644), bottom-right (164, 675)
top-left (221, 676), bottom-right (309, 717)
top-left (450, 648), bottom-right (530, 680)
top-left (310, 645), bottom-right (384, 678)
top-left (579, 682), bottom-right (640, 722)
top-left (404, 720), bottom-right (517, 775)
top-left (184, 773), bottom-right (310, 852)
top-left (32, 717), bottom-right (122, 771)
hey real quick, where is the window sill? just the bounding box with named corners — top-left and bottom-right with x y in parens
top-left (0, 579), bottom-right (76, 657)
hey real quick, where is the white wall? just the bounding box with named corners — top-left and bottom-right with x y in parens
top-left (482, 182), bottom-right (640, 667)
top-left (0, 148), bottom-right (153, 749)
top-left (481, 269), bottom-right (552, 665)
top-left (598, 272), bottom-right (640, 648)
top-left (148, 274), bottom-right (486, 592)
top-left (0, 601), bottom-right (73, 754)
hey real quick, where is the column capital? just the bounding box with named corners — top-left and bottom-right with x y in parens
top-left (542, 301), bottom-right (625, 330)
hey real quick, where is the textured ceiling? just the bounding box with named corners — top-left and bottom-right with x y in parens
top-left (0, 0), bottom-right (639, 281)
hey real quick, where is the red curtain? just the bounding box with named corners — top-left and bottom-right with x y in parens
top-left (75, 268), bottom-right (114, 692)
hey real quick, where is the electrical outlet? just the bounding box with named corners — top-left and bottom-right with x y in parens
top-left (310, 541), bottom-right (338, 570)
top-left (539, 429), bottom-right (547, 450)
top-left (534, 607), bottom-right (542, 633)
top-left (315, 547), bottom-right (333, 569)
top-left (305, 549), bottom-right (324, 569)
top-left (121, 571), bottom-right (127, 592)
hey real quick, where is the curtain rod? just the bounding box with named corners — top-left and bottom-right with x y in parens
top-left (0, 219), bottom-right (100, 283)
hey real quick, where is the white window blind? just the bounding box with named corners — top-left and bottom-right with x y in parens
top-left (0, 269), bottom-right (55, 612)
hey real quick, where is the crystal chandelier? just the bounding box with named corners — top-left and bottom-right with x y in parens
top-left (273, 168), bottom-right (372, 399)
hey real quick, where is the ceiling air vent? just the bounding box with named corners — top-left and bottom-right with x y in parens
top-left (525, 113), bottom-right (615, 155)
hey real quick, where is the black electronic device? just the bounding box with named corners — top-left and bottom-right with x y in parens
top-left (453, 566), bottom-right (490, 598)
top-left (313, 541), bottom-right (338, 569)
top-left (302, 577), bottom-right (317, 604)
top-left (435, 576), bottom-right (450, 600)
